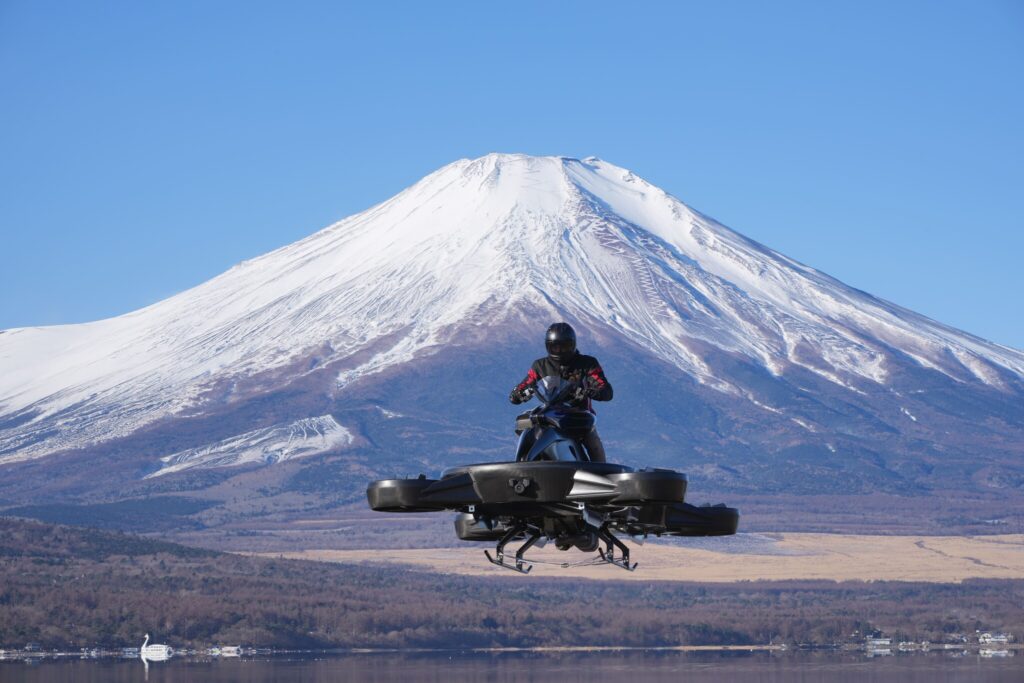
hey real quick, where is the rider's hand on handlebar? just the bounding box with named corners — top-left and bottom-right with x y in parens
top-left (509, 387), bottom-right (534, 405)
top-left (578, 376), bottom-right (601, 400)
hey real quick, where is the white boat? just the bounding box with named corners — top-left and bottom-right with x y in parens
top-left (140, 634), bottom-right (173, 661)
top-left (220, 646), bottom-right (241, 657)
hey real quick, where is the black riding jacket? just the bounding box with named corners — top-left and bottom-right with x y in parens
top-left (512, 351), bottom-right (613, 411)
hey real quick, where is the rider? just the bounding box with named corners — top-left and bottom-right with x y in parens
top-left (508, 322), bottom-right (613, 463)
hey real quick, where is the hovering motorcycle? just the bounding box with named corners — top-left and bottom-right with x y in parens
top-left (366, 374), bottom-right (739, 573)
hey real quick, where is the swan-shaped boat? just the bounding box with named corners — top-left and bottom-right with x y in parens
top-left (140, 633), bottom-right (173, 661)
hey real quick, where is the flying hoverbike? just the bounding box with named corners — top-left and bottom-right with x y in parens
top-left (366, 375), bottom-right (739, 573)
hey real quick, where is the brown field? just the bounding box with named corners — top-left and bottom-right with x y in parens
top-left (259, 533), bottom-right (1024, 582)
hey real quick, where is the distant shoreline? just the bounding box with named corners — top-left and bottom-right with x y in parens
top-left (6, 643), bottom-right (1024, 661)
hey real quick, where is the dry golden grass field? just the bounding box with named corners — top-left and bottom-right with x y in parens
top-left (261, 533), bottom-right (1024, 582)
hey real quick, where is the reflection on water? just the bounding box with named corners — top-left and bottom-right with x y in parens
top-left (1, 651), bottom-right (1022, 683)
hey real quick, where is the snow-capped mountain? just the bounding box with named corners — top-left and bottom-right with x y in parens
top-left (1, 154), bottom-right (1023, 521)
top-left (145, 415), bottom-right (353, 479)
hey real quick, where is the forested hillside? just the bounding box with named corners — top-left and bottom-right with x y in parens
top-left (1, 517), bottom-right (1021, 649)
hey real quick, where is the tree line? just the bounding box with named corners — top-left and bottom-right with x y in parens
top-left (1, 517), bottom-right (1021, 649)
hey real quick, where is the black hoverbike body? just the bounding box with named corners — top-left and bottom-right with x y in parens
top-left (367, 375), bottom-right (739, 573)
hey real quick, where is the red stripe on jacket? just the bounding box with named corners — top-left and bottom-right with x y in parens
top-left (516, 368), bottom-right (540, 392)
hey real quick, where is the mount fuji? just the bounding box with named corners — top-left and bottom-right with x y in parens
top-left (2, 154), bottom-right (1023, 531)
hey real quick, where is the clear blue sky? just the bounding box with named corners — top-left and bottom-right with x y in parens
top-left (2, 1), bottom-right (1022, 348)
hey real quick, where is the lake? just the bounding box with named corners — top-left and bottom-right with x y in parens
top-left (1, 650), bottom-right (1021, 683)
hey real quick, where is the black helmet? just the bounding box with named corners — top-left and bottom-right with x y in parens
top-left (545, 322), bottom-right (577, 363)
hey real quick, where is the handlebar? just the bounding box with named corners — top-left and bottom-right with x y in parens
top-left (533, 377), bottom-right (585, 412)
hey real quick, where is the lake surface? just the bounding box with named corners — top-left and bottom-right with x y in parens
top-left (1, 651), bottom-right (1021, 682)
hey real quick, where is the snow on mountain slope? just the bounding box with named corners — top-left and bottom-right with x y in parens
top-left (145, 415), bottom-right (352, 479)
top-left (1, 153), bottom-right (1023, 465)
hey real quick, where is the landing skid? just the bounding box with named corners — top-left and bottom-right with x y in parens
top-left (484, 522), bottom-right (537, 574)
top-left (597, 527), bottom-right (637, 571)
top-left (484, 523), bottom-right (638, 573)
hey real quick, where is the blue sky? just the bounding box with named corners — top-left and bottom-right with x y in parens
top-left (2, 1), bottom-right (1022, 347)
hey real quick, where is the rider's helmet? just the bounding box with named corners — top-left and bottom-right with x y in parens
top-left (545, 322), bottom-right (577, 364)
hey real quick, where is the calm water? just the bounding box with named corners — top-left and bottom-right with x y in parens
top-left (1, 651), bottom-right (1021, 683)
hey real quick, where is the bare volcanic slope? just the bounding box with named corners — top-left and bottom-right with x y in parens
top-left (1, 154), bottom-right (1022, 530)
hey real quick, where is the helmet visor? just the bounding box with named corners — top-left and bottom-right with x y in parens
top-left (546, 340), bottom-right (575, 356)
